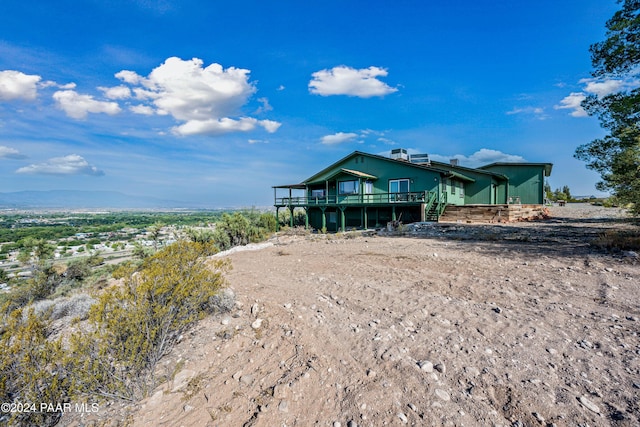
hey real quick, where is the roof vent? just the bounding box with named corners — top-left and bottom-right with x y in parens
top-left (390, 148), bottom-right (409, 161)
top-left (410, 153), bottom-right (430, 165)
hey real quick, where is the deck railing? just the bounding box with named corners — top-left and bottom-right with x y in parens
top-left (275, 191), bottom-right (432, 206)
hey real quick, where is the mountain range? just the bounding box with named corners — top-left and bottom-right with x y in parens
top-left (0, 190), bottom-right (196, 209)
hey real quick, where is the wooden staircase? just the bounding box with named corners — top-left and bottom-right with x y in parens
top-left (424, 192), bottom-right (448, 222)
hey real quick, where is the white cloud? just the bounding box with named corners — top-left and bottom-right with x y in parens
top-left (254, 97), bottom-right (273, 114)
top-left (0, 145), bottom-right (27, 159)
top-left (99, 85), bottom-right (132, 100)
top-left (321, 132), bottom-right (359, 145)
top-left (506, 106), bottom-right (548, 119)
top-left (52, 90), bottom-right (121, 119)
top-left (554, 92), bottom-right (587, 117)
top-left (115, 70), bottom-right (143, 85)
top-left (0, 70), bottom-right (41, 101)
top-left (172, 117), bottom-right (281, 136)
top-left (579, 78), bottom-right (627, 97)
top-left (556, 77), bottom-right (640, 117)
top-left (430, 148), bottom-right (526, 168)
top-left (115, 57), bottom-right (281, 136)
top-left (129, 104), bottom-right (155, 115)
top-left (16, 154), bottom-right (104, 176)
top-left (309, 65), bottom-right (398, 98)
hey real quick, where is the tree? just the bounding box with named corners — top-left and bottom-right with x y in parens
top-left (575, 0), bottom-right (640, 215)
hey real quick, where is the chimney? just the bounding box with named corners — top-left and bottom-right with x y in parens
top-left (450, 158), bottom-right (459, 166)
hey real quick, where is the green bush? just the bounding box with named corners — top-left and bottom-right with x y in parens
top-left (69, 240), bottom-right (230, 400)
top-left (211, 211), bottom-right (276, 251)
top-left (0, 308), bottom-right (71, 427)
top-left (0, 239), bottom-right (231, 425)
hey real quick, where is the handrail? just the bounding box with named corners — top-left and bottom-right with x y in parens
top-left (438, 192), bottom-right (448, 216)
top-left (275, 191), bottom-right (429, 206)
top-left (424, 191), bottom-right (437, 216)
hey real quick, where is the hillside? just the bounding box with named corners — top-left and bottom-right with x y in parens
top-left (65, 204), bottom-right (639, 427)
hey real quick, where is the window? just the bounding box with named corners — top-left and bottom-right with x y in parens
top-left (364, 180), bottom-right (373, 194)
top-left (311, 189), bottom-right (325, 198)
top-left (451, 180), bottom-right (456, 195)
top-left (389, 179), bottom-right (410, 202)
top-left (339, 180), bottom-right (359, 195)
top-left (459, 181), bottom-right (464, 197)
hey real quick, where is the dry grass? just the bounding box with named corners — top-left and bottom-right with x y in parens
top-left (592, 229), bottom-right (640, 251)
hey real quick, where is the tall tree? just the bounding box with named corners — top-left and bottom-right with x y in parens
top-left (575, 0), bottom-right (640, 214)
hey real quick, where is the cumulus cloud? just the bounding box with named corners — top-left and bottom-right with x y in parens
top-left (172, 117), bottom-right (281, 136)
top-left (0, 70), bottom-right (42, 101)
top-left (99, 85), bottom-right (132, 100)
top-left (129, 104), bottom-right (155, 115)
top-left (309, 66), bottom-right (398, 98)
top-left (321, 132), bottom-right (359, 145)
top-left (0, 145), bottom-right (27, 159)
top-left (554, 92), bottom-right (588, 117)
top-left (555, 77), bottom-right (640, 117)
top-left (114, 57), bottom-right (280, 136)
top-left (53, 90), bottom-right (121, 119)
top-left (579, 78), bottom-right (628, 97)
top-left (16, 154), bottom-right (104, 176)
top-left (430, 149), bottom-right (526, 168)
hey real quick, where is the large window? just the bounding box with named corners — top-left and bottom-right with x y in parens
top-left (389, 179), bottom-right (409, 202)
top-left (339, 180), bottom-right (359, 195)
top-left (311, 189), bottom-right (325, 198)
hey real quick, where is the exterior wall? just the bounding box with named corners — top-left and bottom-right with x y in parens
top-left (307, 155), bottom-right (442, 197)
top-left (480, 164), bottom-right (545, 204)
top-left (441, 178), bottom-right (465, 205)
top-left (429, 161), bottom-right (505, 205)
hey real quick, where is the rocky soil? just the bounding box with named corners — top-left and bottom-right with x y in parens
top-left (67, 204), bottom-right (639, 427)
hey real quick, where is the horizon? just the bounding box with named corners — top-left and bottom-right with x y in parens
top-left (0, 0), bottom-right (622, 207)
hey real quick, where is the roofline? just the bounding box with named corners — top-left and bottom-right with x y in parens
top-left (428, 160), bottom-right (508, 179)
top-left (303, 150), bottom-right (507, 184)
top-left (479, 162), bottom-right (553, 177)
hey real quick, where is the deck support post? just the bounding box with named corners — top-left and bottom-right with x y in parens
top-left (289, 207), bottom-right (295, 228)
top-left (320, 207), bottom-right (327, 232)
top-left (304, 207), bottom-right (309, 229)
top-left (392, 205), bottom-right (396, 221)
top-left (363, 207), bottom-right (368, 230)
top-left (339, 207), bottom-right (346, 232)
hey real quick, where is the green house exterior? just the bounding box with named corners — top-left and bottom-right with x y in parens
top-left (274, 151), bottom-right (552, 231)
top-left (479, 163), bottom-right (553, 205)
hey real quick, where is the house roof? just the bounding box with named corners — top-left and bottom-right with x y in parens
top-left (277, 150), bottom-right (550, 189)
top-left (445, 170), bottom-right (476, 182)
top-left (479, 162), bottom-right (553, 177)
top-left (272, 183), bottom-right (306, 189)
top-left (305, 168), bottom-right (378, 185)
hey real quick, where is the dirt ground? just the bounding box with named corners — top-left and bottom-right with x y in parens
top-left (70, 204), bottom-right (639, 427)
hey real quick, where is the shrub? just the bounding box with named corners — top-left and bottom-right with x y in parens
top-left (69, 241), bottom-right (230, 400)
top-left (0, 308), bottom-right (71, 427)
top-left (592, 229), bottom-right (640, 251)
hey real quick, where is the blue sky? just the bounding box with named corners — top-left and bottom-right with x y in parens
top-left (0, 0), bottom-right (624, 207)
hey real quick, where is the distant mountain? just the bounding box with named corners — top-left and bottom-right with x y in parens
top-left (0, 190), bottom-right (195, 209)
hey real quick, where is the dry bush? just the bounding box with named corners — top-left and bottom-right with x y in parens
top-left (592, 229), bottom-right (640, 251)
top-left (68, 241), bottom-right (230, 400)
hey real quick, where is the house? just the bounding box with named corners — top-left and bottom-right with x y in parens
top-left (274, 150), bottom-right (552, 231)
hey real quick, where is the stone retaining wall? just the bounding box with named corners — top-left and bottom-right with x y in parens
top-left (438, 204), bottom-right (547, 223)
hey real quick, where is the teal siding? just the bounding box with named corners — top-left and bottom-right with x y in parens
top-left (480, 164), bottom-right (547, 204)
top-left (306, 155), bottom-right (442, 198)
